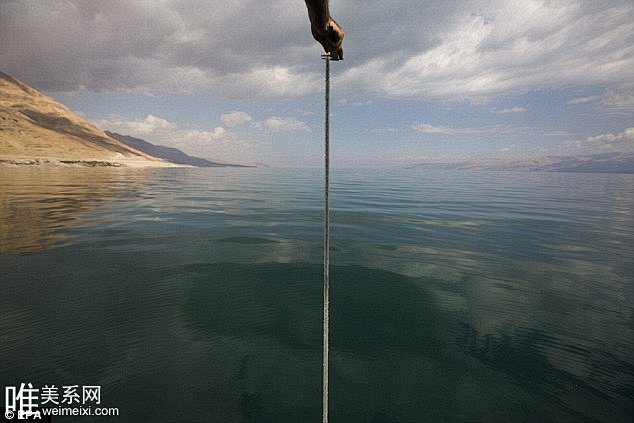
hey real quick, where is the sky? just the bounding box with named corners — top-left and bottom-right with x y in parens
top-left (1, 0), bottom-right (633, 167)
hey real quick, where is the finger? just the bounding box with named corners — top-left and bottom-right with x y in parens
top-left (337, 47), bottom-right (344, 60)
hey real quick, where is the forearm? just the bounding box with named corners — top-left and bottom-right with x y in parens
top-left (304, 0), bottom-right (330, 29)
top-left (303, 0), bottom-right (343, 58)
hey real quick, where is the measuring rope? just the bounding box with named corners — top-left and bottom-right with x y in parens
top-left (322, 40), bottom-right (340, 423)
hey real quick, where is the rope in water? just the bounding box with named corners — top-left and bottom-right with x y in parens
top-left (322, 53), bottom-right (331, 423)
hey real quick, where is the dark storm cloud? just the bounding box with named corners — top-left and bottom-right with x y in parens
top-left (0, 0), bottom-right (316, 94)
top-left (1, 0), bottom-right (633, 103)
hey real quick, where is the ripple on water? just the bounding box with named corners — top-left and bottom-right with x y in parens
top-left (0, 167), bottom-right (632, 421)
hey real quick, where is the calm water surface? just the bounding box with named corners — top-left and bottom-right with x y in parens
top-left (1, 167), bottom-right (632, 422)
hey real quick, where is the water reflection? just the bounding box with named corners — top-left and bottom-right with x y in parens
top-left (0, 167), bottom-right (149, 254)
top-left (0, 167), bottom-right (632, 421)
top-left (3, 258), bottom-right (627, 422)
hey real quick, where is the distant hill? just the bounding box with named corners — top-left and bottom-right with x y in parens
top-left (409, 152), bottom-right (634, 174)
top-left (0, 71), bottom-right (178, 167)
top-left (105, 131), bottom-right (253, 168)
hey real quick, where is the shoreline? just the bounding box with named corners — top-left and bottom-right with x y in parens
top-left (0, 157), bottom-right (192, 168)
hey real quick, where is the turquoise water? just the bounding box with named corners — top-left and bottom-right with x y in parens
top-left (1, 167), bottom-right (632, 422)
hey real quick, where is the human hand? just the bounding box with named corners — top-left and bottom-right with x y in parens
top-left (311, 18), bottom-right (344, 59)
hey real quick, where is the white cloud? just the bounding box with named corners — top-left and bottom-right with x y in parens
top-left (181, 127), bottom-right (229, 143)
top-left (411, 123), bottom-right (518, 135)
top-left (490, 106), bottom-right (526, 114)
top-left (101, 114), bottom-right (177, 135)
top-left (338, 1), bottom-right (634, 101)
top-left (293, 109), bottom-right (316, 116)
top-left (211, 65), bottom-right (321, 98)
top-left (253, 117), bottom-right (310, 133)
top-left (371, 128), bottom-right (399, 134)
top-left (545, 130), bottom-right (579, 137)
top-left (560, 140), bottom-right (583, 149)
top-left (500, 143), bottom-right (516, 152)
top-left (567, 90), bottom-right (634, 113)
top-left (587, 127), bottom-right (634, 144)
top-left (220, 111), bottom-right (252, 127)
top-left (412, 124), bottom-right (465, 135)
top-left (567, 95), bottom-right (601, 105)
top-left (97, 114), bottom-right (250, 161)
top-left (600, 89), bottom-right (634, 114)
top-left (338, 98), bottom-right (373, 107)
top-left (566, 90), bottom-right (634, 113)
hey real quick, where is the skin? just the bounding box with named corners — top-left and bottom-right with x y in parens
top-left (304, 0), bottom-right (344, 59)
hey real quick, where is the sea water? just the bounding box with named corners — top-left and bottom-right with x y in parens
top-left (0, 166), bottom-right (632, 421)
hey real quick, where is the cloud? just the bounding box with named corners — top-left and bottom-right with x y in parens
top-left (338, 98), bottom-right (373, 107)
top-left (371, 128), bottom-right (399, 134)
top-left (337, 1), bottom-right (634, 100)
top-left (210, 65), bottom-right (321, 98)
top-left (0, 0), bottom-right (318, 96)
top-left (412, 124), bottom-right (466, 135)
top-left (180, 127), bottom-right (230, 143)
top-left (490, 106), bottom-right (525, 114)
top-left (411, 123), bottom-right (518, 135)
top-left (253, 117), bottom-right (310, 133)
top-left (586, 127), bottom-right (634, 144)
top-left (500, 143), bottom-right (516, 152)
top-left (560, 140), bottom-right (582, 149)
top-left (220, 111), bottom-right (252, 127)
top-left (599, 89), bottom-right (634, 114)
top-left (1, 0), bottom-right (632, 104)
top-left (101, 114), bottom-right (177, 135)
top-left (97, 114), bottom-right (249, 161)
top-left (545, 130), bottom-right (579, 137)
top-left (567, 90), bottom-right (634, 113)
top-left (566, 95), bottom-right (601, 105)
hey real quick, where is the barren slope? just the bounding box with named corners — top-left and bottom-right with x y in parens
top-left (0, 72), bottom-right (179, 167)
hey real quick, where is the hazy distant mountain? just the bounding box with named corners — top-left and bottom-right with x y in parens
top-left (105, 131), bottom-right (253, 168)
top-left (0, 71), bottom-right (178, 167)
top-left (409, 152), bottom-right (634, 174)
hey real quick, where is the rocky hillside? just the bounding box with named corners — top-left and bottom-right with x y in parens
top-left (0, 72), bottom-right (178, 167)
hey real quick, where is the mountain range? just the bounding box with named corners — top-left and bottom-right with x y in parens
top-left (2, 71), bottom-right (631, 173)
top-left (408, 152), bottom-right (634, 174)
top-left (0, 71), bottom-right (251, 168)
top-left (105, 132), bottom-right (252, 168)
